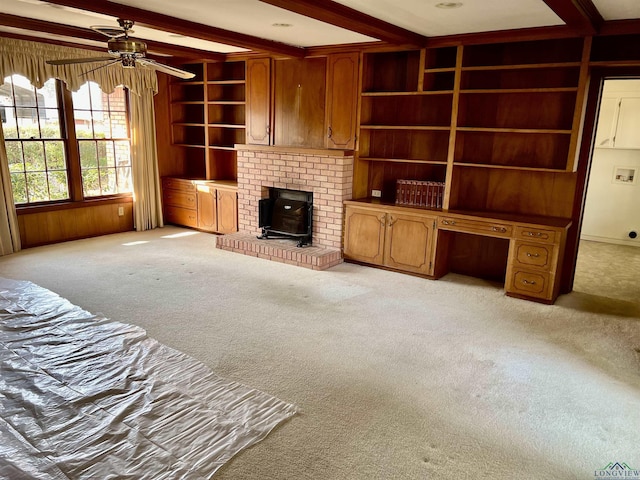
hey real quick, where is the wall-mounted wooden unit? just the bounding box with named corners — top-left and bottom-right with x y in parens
top-left (350, 37), bottom-right (590, 303)
top-left (355, 47), bottom-right (457, 201)
top-left (169, 60), bottom-right (245, 181)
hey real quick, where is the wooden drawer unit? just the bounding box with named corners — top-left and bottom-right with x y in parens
top-left (514, 226), bottom-right (560, 244)
top-left (164, 189), bottom-right (197, 210)
top-left (164, 206), bottom-right (198, 228)
top-left (162, 177), bottom-right (196, 193)
top-left (507, 270), bottom-right (552, 300)
top-left (162, 177), bottom-right (238, 233)
top-left (513, 242), bottom-right (557, 271)
top-left (438, 216), bottom-right (513, 238)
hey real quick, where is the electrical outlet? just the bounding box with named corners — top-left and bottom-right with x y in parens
top-left (118, 206), bottom-right (124, 217)
top-left (371, 189), bottom-right (382, 198)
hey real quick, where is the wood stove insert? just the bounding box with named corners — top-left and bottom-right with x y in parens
top-left (258, 188), bottom-right (313, 247)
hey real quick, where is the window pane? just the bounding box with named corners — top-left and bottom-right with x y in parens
top-left (1, 114), bottom-right (19, 139)
top-left (82, 168), bottom-right (100, 197)
top-left (26, 172), bottom-right (49, 203)
top-left (72, 83), bottom-right (91, 109)
top-left (79, 141), bottom-right (97, 168)
top-left (92, 112), bottom-right (108, 138)
top-left (40, 109), bottom-right (61, 138)
top-left (23, 142), bottom-right (45, 171)
top-left (110, 110), bottom-right (128, 138)
top-left (6, 143), bottom-right (24, 172)
top-left (100, 168), bottom-right (117, 195)
top-left (97, 140), bottom-right (112, 167)
top-left (45, 141), bottom-right (66, 170)
top-left (10, 173), bottom-right (27, 204)
top-left (12, 78), bottom-right (37, 107)
top-left (17, 111), bottom-right (39, 138)
top-left (48, 171), bottom-right (69, 200)
top-left (75, 116), bottom-right (93, 138)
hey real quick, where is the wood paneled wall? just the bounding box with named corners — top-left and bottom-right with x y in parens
top-left (18, 200), bottom-right (134, 248)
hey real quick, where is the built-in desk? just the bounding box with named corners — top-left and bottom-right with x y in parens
top-left (343, 199), bottom-right (571, 304)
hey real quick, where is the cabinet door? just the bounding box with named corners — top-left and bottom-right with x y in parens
top-left (325, 52), bottom-right (359, 150)
top-left (246, 58), bottom-right (271, 145)
top-left (196, 185), bottom-right (217, 232)
top-left (614, 97), bottom-right (640, 149)
top-left (384, 213), bottom-right (435, 275)
top-left (594, 97), bottom-right (618, 148)
top-left (343, 206), bottom-right (386, 265)
top-left (216, 188), bottom-right (238, 234)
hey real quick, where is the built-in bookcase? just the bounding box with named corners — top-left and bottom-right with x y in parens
top-left (355, 37), bottom-right (589, 219)
top-left (169, 60), bottom-right (245, 180)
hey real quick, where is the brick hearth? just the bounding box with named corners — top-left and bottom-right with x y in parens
top-left (216, 145), bottom-right (354, 270)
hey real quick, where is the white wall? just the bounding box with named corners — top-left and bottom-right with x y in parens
top-left (581, 79), bottom-right (640, 247)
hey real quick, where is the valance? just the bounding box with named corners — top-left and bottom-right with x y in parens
top-left (0, 37), bottom-right (158, 95)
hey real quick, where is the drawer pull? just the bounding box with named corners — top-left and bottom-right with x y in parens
top-left (522, 279), bottom-right (537, 285)
top-left (526, 252), bottom-right (540, 258)
top-left (442, 219), bottom-right (456, 225)
top-left (492, 226), bottom-right (507, 233)
top-left (525, 231), bottom-right (543, 237)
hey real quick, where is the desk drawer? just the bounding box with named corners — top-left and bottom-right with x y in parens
top-left (439, 216), bottom-right (513, 238)
top-left (163, 190), bottom-right (196, 209)
top-left (514, 226), bottom-right (560, 244)
top-left (514, 242), bottom-right (556, 270)
top-left (506, 269), bottom-right (552, 300)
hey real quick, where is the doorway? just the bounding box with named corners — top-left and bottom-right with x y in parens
top-left (573, 78), bottom-right (640, 303)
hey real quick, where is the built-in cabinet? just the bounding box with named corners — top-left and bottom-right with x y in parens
top-left (347, 37), bottom-right (589, 303)
top-left (345, 201), bottom-right (570, 303)
top-left (594, 95), bottom-right (640, 149)
top-left (245, 53), bottom-right (359, 149)
top-left (162, 177), bottom-right (238, 234)
top-left (344, 202), bottom-right (436, 275)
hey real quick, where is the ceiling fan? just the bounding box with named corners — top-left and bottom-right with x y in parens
top-left (45, 19), bottom-right (195, 79)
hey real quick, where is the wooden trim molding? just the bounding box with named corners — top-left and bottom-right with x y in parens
top-left (257, 0), bottom-right (429, 47)
top-left (542, 0), bottom-right (603, 34)
top-left (235, 144), bottom-right (354, 156)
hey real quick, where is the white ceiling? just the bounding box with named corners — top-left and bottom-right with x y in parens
top-left (1, 0), bottom-right (640, 57)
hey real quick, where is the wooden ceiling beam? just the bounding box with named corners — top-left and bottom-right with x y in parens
top-left (542, 0), bottom-right (603, 35)
top-left (0, 13), bottom-right (225, 61)
top-left (43, 0), bottom-right (305, 57)
top-left (257, 0), bottom-right (428, 47)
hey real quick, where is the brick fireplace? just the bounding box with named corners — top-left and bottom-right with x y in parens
top-left (216, 145), bottom-right (354, 270)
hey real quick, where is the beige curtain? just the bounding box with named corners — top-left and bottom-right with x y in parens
top-left (0, 37), bottom-right (164, 242)
top-left (130, 89), bottom-right (164, 230)
top-left (0, 126), bottom-right (20, 255)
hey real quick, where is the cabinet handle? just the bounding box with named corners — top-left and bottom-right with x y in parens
top-left (492, 226), bottom-right (507, 233)
top-left (442, 219), bottom-right (456, 225)
top-left (327, 126), bottom-right (333, 138)
top-left (526, 252), bottom-right (540, 258)
top-left (266, 125), bottom-right (271, 135)
top-left (388, 216), bottom-right (397, 227)
top-left (525, 231), bottom-right (543, 237)
top-left (379, 215), bottom-right (386, 226)
top-left (522, 279), bottom-right (537, 285)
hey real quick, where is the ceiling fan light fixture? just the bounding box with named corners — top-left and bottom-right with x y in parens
top-left (121, 55), bottom-right (136, 68)
top-left (435, 2), bottom-right (463, 8)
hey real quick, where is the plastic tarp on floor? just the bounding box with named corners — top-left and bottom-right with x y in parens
top-left (0, 278), bottom-right (297, 479)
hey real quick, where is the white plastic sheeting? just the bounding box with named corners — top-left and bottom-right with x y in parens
top-left (0, 278), bottom-right (296, 479)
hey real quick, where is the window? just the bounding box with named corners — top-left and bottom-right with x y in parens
top-left (1, 76), bottom-right (68, 203)
top-left (1, 75), bottom-right (132, 206)
top-left (73, 82), bottom-right (131, 197)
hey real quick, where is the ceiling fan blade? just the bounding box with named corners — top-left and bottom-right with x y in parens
top-left (90, 25), bottom-right (128, 38)
top-left (80, 59), bottom-right (122, 77)
top-left (47, 56), bottom-right (117, 66)
top-left (138, 59), bottom-right (196, 79)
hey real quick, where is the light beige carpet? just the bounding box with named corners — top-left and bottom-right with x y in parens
top-left (0, 226), bottom-right (639, 479)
